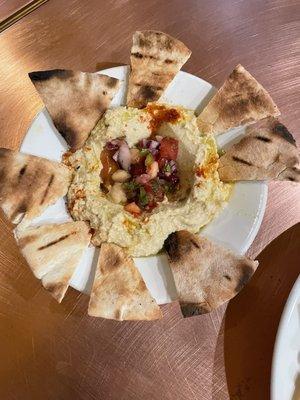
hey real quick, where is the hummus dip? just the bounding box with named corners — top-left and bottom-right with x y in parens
top-left (65, 104), bottom-right (231, 257)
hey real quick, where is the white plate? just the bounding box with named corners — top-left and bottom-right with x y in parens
top-left (21, 66), bottom-right (267, 304)
top-left (271, 276), bottom-right (300, 400)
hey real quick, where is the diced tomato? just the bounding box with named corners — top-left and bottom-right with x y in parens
top-left (159, 137), bottom-right (178, 160)
top-left (100, 149), bottom-right (119, 186)
top-left (143, 182), bottom-right (153, 194)
top-left (158, 157), bottom-right (167, 169)
top-left (124, 202), bottom-right (142, 216)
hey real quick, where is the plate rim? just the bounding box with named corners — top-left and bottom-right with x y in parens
top-left (271, 275), bottom-right (300, 400)
top-left (20, 65), bottom-right (268, 303)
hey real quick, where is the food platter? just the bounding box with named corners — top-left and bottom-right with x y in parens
top-left (271, 275), bottom-right (300, 400)
top-left (21, 65), bottom-right (268, 304)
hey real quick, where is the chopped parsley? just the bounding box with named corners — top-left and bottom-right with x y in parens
top-left (138, 186), bottom-right (149, 206)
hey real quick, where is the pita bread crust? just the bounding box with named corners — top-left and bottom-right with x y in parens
top-left (29, 69), bottom-right (120, 150)
top-left (88, 243), bottom-right (162, 320)
top-left (0, 148), bottom-right (71, 226)
top-left (15, 221), bottom-right (91, 302)
top-left (218, 118), bottom-right (300, 181)
top-left (197, 64), bottom-right (280, 135)
top-left (164, 231), bottom-right (258, 317)
top-left (127, 31), bottom-right (191, 108)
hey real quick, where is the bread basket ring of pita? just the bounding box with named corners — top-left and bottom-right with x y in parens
top-left (65, 103), bottom-right (231, 257)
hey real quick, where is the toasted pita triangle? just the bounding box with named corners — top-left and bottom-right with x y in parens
top-left (164, 231), bottom-right (258, 317)
top-left (88, 243), bottom-right (162, 320)
top-left (29, 69), bottom-right (120, 150)
top-left (218, 118), bottom-right (300, 181)
top-left (0, 148), bottom-right (71, 226)
top-left (15, 221), bottom-right (91, 302)
top-left (197, 64), bottom-right (280, 135)
top-left (127, 31), bottom-right (191, 108)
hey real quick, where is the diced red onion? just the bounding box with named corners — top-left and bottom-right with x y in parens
top-left (106, 139), bottom-right (122, 151)
top-left (118, 143), bottom-right (131, 171)
top-left (149, 148), bottom-right (159, 157)
top-left (112, 150), bottom-right (119, 162)
top-left (148, 140), bottom-right (160, 150)
top-left (135, 174), bottom-right (151, 184)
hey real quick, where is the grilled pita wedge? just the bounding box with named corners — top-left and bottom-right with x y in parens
top-left (127, 31), bottom-right (191, 108)
top-left (0, 148), bottom-right (71, 226)
top-left (197, 64), bottom-right (280, 135)
top-left (164, 231), bottom-right (258, 317)
top-left (88, 243), bottom-right (162, 320)
top-left (29, 69), bottom-right (120, 150)
top-left (218, 118), bottom-right (300, 182)
top-left (15, 221), bottom-right (91, 302)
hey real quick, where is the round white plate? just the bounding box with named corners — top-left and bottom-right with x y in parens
top-left (271, 276), bottom-right (300, 400)
top-left (21, 66), bottom-right (267, 304)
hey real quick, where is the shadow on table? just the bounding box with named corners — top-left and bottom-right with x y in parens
top-left (214, 223), bottom-right (299, 400)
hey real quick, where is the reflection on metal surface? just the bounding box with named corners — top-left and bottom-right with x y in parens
top-left (0, 0), bottom-right (48, 33)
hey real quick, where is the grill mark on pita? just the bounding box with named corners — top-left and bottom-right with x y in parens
top-left (131, 52), bottom-right (157, 60)
top-left (38, 231), bottom-right (76, 250)
top-left (255, 135), bottom-right (271, 143)
top-left (232, 156), bottom-right (253, 166)
top-left (273, 123), bottom-right (296, 146)
top-left (102, 91), bottom-right (107, 96)
top-left (18, 165), bottom-right (27, 181)
top-left (165, 59), bottom-right (173, 64)
top-left (40, 174), bottom-right (54, 205)
top-left (235, 264), bottom-right (254, 293)
top-left (288, 177), bottom-right (295, 181)
top-left (29, 69), bottom-right (73, 81)
top-left (224, 274), bottom-right (232, 281)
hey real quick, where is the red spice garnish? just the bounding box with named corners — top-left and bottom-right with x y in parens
top-left (62, 151), bottom-right (73, 167)
top-left (146, 104), bottom-right (181, 133)
top-left (100, 148), bottom-right (119, 186)
top-left (196, 155), bottom-right (219, 178)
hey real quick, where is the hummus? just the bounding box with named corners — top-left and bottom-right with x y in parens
top-left (66, 104), bottom-right (231, 257)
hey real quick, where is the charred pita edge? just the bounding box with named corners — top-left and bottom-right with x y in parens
top-left (235, 263), bottom-right (256, 293)
top-left (43, 281), bottom-right (68, 303)
top-left (106, 76), bottom-right (119, 88)
top-left (29, 69), bottom-right (73, 82)
top-left (164, 232), bottom-right (180, 260)
top-left (180, 302), bottom-right (211, 317)
top-left (273, 122), bottom-right (296, 146)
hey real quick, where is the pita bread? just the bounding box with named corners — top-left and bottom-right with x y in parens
top-left (15, 221), bottom-right (91, 302)
top-left (164, 231), bottom-right (258, 317)
top-left (29, 69), bottom-right (120, 150)
top-left (197, 64), bottom-right (280, 135)
top-left (127, 31), bottom-right (191, 108)
top-left (218, 118), bottom-right (300, 181)
top-left (88, 243), bottom-right (162, 320)
top-left (0, 148), bottom-right (71, 226)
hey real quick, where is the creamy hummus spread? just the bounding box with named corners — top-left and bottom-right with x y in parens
top-left (65, 104), bottom-right (231, 257)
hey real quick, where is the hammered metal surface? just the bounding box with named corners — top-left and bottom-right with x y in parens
top-left (0, 1), bottom-right (299, 399)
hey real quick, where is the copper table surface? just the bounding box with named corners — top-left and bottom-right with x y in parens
top-left (0, 1), bottom-right (299, 399)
